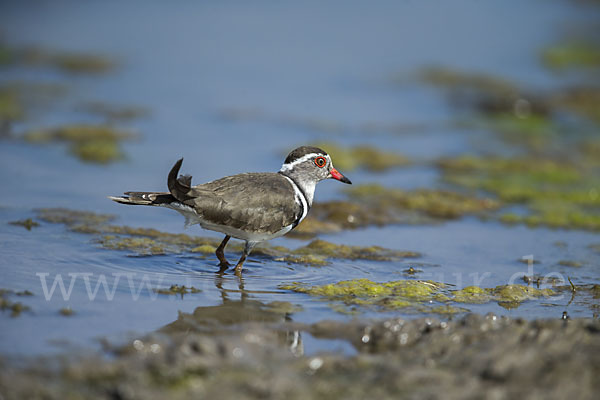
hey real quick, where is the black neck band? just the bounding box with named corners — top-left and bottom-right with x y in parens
top-left (279, 171), bottom-right (310, 228)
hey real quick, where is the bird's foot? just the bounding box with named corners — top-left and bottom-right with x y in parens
top-left (234, 262), bottom-right (244, 274)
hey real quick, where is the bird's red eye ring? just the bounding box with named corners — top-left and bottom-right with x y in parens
top-left (314, 156), bottom-right (326, 168)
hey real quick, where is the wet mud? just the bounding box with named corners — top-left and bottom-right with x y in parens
top-left (1, 312), bottom-right (598, 400)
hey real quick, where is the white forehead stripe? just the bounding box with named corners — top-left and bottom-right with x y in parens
top-left (279, 153), bottom-right (330, 172)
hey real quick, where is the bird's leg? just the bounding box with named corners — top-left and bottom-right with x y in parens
top-left (216, 235), bottom-right (231, 268)
top-left (234, 241), bottom-right (257, 274)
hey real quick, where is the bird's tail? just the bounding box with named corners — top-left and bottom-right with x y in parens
top-left (167, 158), bottom-right (195, 202)
top-left (108, 191), bottom-right (176, 206)
top-left (109, 158), bottom-right (194, 206)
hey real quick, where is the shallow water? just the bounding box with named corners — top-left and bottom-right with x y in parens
top-left (1, 0), bottom-right (599, 357)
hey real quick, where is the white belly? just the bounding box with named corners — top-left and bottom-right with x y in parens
top-left (160, 202), bottom-right (293, 242)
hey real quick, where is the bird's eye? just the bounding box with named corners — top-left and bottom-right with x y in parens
top-left (314, 156), bottom-right (326, 168)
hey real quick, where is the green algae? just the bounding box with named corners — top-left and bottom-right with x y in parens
top-left (0, 86), bottom-right (24, 126)
top-left (492, 284), bottom-right (554, 303)
top-left (0, 40), bottom-right (13, 65)
top-left (0, 289), bottom-right (32, 317)
top-left (553, 87), bottom-right (600, 125)
top-left (190, 244), bottom-right (217, 254)
top-left (579, 137), bottom-right (600, 163)
top-left (280, 278), bottom-right (439, 300)
top-left (18, 46), bottom-right (116, 74)
top-left (286, 216), bottom-right (342, 239)
top-left (0, 82), bottom-right (67, 133)
top-left (70, 139), bottom-right (124, 164)
top-left (517, 257), bottom-right (541, 265)
top-left (59, 307), bottom-right (74, 316)
top-left (420, 65), bottom-right (600, 159)
top-left (451, 284), bottom-right (554, 308)
top-left (280, 278), bottom-right (445, 312)
top-left (275, 254), bottom-right (329, 267)
top-left (154, 284), bottom-right (201, 297)
top-left (9, 218), bottom-right (40, 230)
top-left (501, 201), bottom-right (600, 231)
top-left (438, 155), bottom-right (600, 231)
top-left (0, 39), bottom-right (116, 74)
top-left (452, 286), bottom-right (492, 304)
top-left (0, 289), bottom-right (34, 297)
top-left (420, 68), bottom-right (556, 152)
top-left (438, 156), bottom-right (582, 188)
top-left (37, 208), bottom-right (116, 226)
top-left (430, 305), bottom-right (470, 315)
top-left (591, 284), bottom-right (600, 299)
top-left (542, 41), bottom-right (600, 71)
top-left (403, 267), bottom-right (421, 275)
top-left (292, 239), bottom-right (420, 262)
top-left (558, 260), bottom-right (583, 268)
top-left (78, 101), bottom-right (150, 122)
top-left (308, 200), bottom-right (394, 230)
top-left (1, 300), bottom-right (30, 317)
top-left (97, 236), bottom-right (167, 255)
top-left (329, 303), bottom-right (361, 315)
top-left (307, 186), bottom-right (497, 233)
top-left (346, 184), bottom-right (500, 220)
top-left (312, 142), bottom-right (410, 172)
top-left (419, 66), bottom-right (519, 96)
top-left (51, 53), bottom-right (114, 74)
top-left (471, 113), bottom-right (559, 151)
top-left (24, 124), bottom-right (137, 164)
top-left (35, 208), bottom-right (416, 266)
top-left (282, 279), bottom-right (558, 314)
top-left (104, 225), bottom-right (220, 247)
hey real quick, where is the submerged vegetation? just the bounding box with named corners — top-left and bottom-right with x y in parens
top-left (281, 278), bottom-right (558, 314)
top-left (24, 124), bottom-right (138, 163)
top-left (0, 38), bottom-right (146, 164)
top-left (438, 154), bottom-right (600, 231)
top-left (346, 184), bottom-right (499, 220)
top-left (312, 142), bottom-right (410, 172)
top-left (154, 284), bottom-right (201, 297)
top-left (77, 101), bottom-right (150, 122)
top-left (417, 24), bottom-right (600, 232)
top-left (59, 307), bottom-right (74, 316)
top-left (0, 82), bottom-right (67, 134)
top-left (280, 278), bottom-right (449, 313)
top-left (290, 184), bottom-right (500, 235)
top-left (0, 85), bottom-right (24, 130)
top-left (35, 208), bottom-right (420, 265)
top-left (542, 41), bottom-right (600, 71)
top-left (0, 40), bottom-right (116, 74)
top-left (9, 218), bottom-right (40, 230)
top-left (0, 289), bottom-right (33, 317)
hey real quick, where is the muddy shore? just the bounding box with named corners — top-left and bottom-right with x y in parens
top-left (1, 311), bottom-right (598, 400)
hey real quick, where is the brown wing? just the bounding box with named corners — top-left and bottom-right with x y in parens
top-left (183, 172), bottom-right (302, 234)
